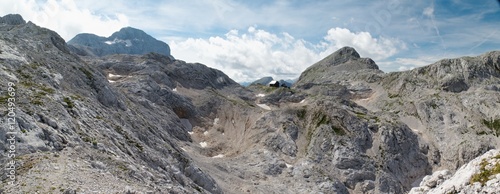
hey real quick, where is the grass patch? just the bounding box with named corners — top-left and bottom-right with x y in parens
top-left (470, 157), bottom-right (500, 186)
top-left (63, 97), bottom-right (75, 109)
top-left (388, 93), bottom-right (400, 98)
top-left (331, 125), bottom-right (346, 135)
top-left (482, 118), bottom-right (500, 136)
top-left (79, 67), bottom-right (93, 80)
top-left (297, 108), bottom-right (307, 119)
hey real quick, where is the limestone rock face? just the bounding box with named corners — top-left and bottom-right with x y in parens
top-left (410, 150), bottom-right (500, 194)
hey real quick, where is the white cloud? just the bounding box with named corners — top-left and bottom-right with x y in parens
top-left (1, 0), bottom-right (129, 40)
top-left (321, 27), bottom-right (406, 61)
top-left (378, 55), bottom-right (454, 72)
top-left (170, 27), bottom-right (405, 82)
top-left (170, 27), bottom-right (321, 82)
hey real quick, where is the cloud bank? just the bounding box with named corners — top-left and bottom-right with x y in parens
top-left (170, 27), bottom-right (406, 82)
top-left (2, 0), bottom-right (128, 40)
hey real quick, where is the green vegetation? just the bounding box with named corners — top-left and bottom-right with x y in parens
top-left (79, 67), bottom-right (93, 80)
top-left (388, 93), bottom-right (400, 98)
top-left (470, 157), bottom-right (500, 186)
top-left (315, 114), bottom-right (330, 128)
top-left (296, 108), bottom-right (307, 119)
top-left (0, 95), bottom-right (10, 104)
top-left (482, 118), bottom-right (500, 136)
top-left (355, 112), bottom-right (367, 119)
top-left (63, 97), bottom-right (75, 109)
top-left (331, 125), bottom-right (346, 135)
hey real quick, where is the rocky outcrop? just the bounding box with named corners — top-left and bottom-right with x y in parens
top-left (410, 150), bottom-right (500, 194)
top-left (295, 46), bottom-right (382, 89)
top-left (0, 14), bottom-right (26, 25)
top-left (67, 27), bottom-right (172, 58)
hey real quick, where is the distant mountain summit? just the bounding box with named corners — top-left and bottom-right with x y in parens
top-left (0, 14), bottom-right (26, 25)
top-left (295, 46), bottom-right (382, 88)
top-left (248, 76), bottom-right (293, 88)
top-left (67, 27), bottom-right (172, 58)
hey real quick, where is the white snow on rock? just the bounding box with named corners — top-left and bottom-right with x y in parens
top-left (203, 131), bottom-right (209, 135)
top-left (285, 163), bottom-right (293, 168)
top-left (104, 38), bottom-right (132, 47)
top-left (257, 104), bottom-right (271, 110)
top-left (199, 142), bottom-right (208, 148)
top-left (212, 154), bottom-right (225, 158)
top-left (172, 88), bottom-right (177, 92)
top-left (256, 93), bottom-right (266, 97)
top-left (188, 131), bottom-right (194, 135)
top-left (300, 99), bottom-right (306, 104)
top-left (213, 118), bottom-right (219, 125)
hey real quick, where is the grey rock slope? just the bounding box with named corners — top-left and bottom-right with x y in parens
top-left (67, 27), bottom-right (171, 58)
top-left (0, 16), bottom-right (225, 193)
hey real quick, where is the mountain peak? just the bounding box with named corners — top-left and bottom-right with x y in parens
top-left (318, 46), bottom-right (361, 67)
top-left (0, 14), bottom-right (26, 25)
top-left (67, 27), bottom-right (171, 57)
top-left (111, 27), bottom-right (150, 40)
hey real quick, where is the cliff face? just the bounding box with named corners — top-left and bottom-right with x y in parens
top-left (1, 14), bottom-right (499, 194)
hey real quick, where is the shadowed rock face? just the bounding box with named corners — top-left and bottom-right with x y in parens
top-left (1, 14), bottom-right (500, 194)
top-left (67, 27), bottom-right (172, 58)
top-left (0, 14), bottom-right (26, 25)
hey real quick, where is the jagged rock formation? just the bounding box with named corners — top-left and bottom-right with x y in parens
top-left (410, 149), bottom-right (500, 194)
top-left (67, 27), bottom-right (172, 58)
top-left (1, 14), bottom-right (499, 194)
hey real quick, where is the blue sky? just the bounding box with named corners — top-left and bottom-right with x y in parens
top-left (2, 0), bottom-right (499, 82)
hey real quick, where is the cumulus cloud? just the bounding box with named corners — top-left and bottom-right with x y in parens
top-left (378, 55), bottom-right (450, 72)
top-left (321, 27), bottom-right (406, 61)
top-left (1, 0), bottom-right (128, 40)
top-left (170, 27), bottom-right (321, 82)
top-left (170, 27), bottom-right (406, 82)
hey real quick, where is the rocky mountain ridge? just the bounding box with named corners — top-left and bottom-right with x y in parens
top-left (67, 27), bottom-right (172, 58)
top-left (0, 14), bottom-right (499, 193)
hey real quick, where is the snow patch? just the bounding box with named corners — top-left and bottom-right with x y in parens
top-left (257, 104), bottom-right (271, 110)
top-left (213, 118), bottom-right (219, 125)
top-left (203, 131), bottom-right (209, 135)
top-left (188, 131), bottom-right (194, 135)
top-left (108, 80), bottom-right (116, 83)
top-left (108, 73), bottom-right (124, 78)
top-left (300, 99), bottom-right (306, 104)
top-left (256, 93), bottom-right (266, 97)
top-left (212, 154), bottom-right (225, 158)
top-left (285, 163), bottom-right (293, 168)
top-left (172, 88), bottom-right (177, 92)
top-left (199, 142), bottom-right (208, 148)
top-left (216, 76), bottom-right (226, 83)
top-left (104, 38), bottom-right (133, 47)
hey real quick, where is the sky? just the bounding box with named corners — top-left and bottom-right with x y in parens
top-left (1, 0), bottom-right (499, 83)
